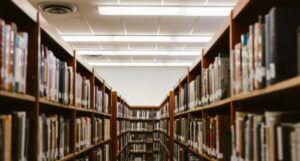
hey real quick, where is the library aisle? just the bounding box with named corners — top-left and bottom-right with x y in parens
top-left (1, 0), bottom-right (300, 161)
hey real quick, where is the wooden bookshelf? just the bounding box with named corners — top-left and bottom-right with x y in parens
top-left (0, 0), bottom-right (115, 161)
top-left (159, 1), bottom-right (300, 161)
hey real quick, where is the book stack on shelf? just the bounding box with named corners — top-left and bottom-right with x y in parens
top-left (38, 114), bottom-right (71, 160)
top-left (116, 97), bottom-right (132, 161)
top-left (39, 45), bottom-right (74, 105)
top-left (126, 108), bottom-right (158, 161)
top-left (202, 54), bottom-right (230, 105)
top-left (75, 117), bottom-right (92, 151)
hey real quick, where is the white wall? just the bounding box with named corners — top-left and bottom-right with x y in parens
top-left (94, 66), bottom-right (188, 106)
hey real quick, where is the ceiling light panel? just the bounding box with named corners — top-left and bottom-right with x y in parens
top-left (77, 50), bottom-right (201, 56)
top-left (61, 35), bottom-right (212, 43)
top-left (98, 6), bottom-right (232, 16)
top-left (89, 62), bottom-right (192, 67)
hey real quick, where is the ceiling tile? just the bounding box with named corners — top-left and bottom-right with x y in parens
top-left (124, 16), bottom-right (159, 35)
top-left (207, 0), bottom-right (237, 6)
top-left (159, 16), bottom-right (197, 35)
top-left (192, 16), bottom-right (225, 35)
top-left (165, 0), bottom-right (206, 5)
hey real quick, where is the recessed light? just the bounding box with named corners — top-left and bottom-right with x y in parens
top-left (61, 35), bottom-right (212, 43)
top-left (89, 62), bottom-right (192, 67)
top-left (76, 50), bottom-right (202, 56)
top-left (98, 5), bottom-right (232, 16)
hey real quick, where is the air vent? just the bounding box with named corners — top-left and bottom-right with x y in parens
top-left (39, 2), bottom-right (77, 14)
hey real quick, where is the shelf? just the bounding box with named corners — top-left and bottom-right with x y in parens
top-left (174, 139), bottom-right (189, 148)
top-left (129, 118), bottom-right (155, 121)
top-left (129, 151), bottom-right (155, 154)
top-left (0, 91), bottom-right (35, 102)
top-left (128, 140), bottom-right (154, 144)
top-left (202, 97), bottom-right (231, 110)
top-left (130, 130), bottom-right (153, 133)
top-left (232, 76), bottom-right (300, 103)
top-left (118, 130), bottom-right (130, 137)
top-left (75, 139), bottom-right (111, 156)
top-left (94, 111), bottom-right (112, 117)
top-left (159, 140), bottom-right (170, 154)
top-left (117, 143), bottom-right (129, 157)
top-left (55, 153), bottom-right (74, 161)
top-left (75, 107), bottom-right (94, 114)
top-left (39, 98), bottom-right (75, 110)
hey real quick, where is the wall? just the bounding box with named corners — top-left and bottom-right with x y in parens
top-left (94, 66), bottom-right (188, 106)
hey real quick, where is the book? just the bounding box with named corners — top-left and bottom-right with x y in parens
top-left (265, 7), bottom-right (300, 85)
top-left (94, 85), bottom-right (103, 112)
top-left (38, 114), bottom-right (70, 160)
top-left (0, 20), bottom-right (28, 94)
top-left (104, 118), bottom-right (111, 140)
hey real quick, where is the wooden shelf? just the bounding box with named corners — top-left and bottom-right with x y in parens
top-left (94, 111), bottom-right (112, 117)
top-left (39, 98), bottom-right (75, 110)
top-left (0, 91), bottom-right (35, 102)
top-left (117, 130), bottom-right (130, 137)
top-left (130, 130), bottom-right (153, 133)
top-left (55, 153), bottom-right (74, 161)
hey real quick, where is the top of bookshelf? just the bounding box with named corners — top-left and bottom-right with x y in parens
top-left (11, 0), bottom-right (37, 22)
top-left (39, 14), bottom-right (74, 57)
top-left (203, 16), bottom-right (230, 57)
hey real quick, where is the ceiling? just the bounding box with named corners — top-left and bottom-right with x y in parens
top-left (28, 0), bottom-right (237, 66)
top-left (28, 0), bottom-right (238, 105)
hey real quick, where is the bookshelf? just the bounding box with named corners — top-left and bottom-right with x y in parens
top-left (158, 0), bottom-right (300, 161)
top-left (114, 102), bottom-right (160, 161)
top-left (0, 0), bottom-right (113, 161)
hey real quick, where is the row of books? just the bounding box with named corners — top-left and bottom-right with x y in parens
top-left (202, 115), bottom-right (231, 160)
top-left (93, 117), bottom-right (103, 144)
top-left (188, 75), bottom-right (201, 109)
top-left (231, 6), bottom-right (300, 95)
top-left (38, 114), bottom-right (71, 161)
top-left (75, 117), bottom-right (92, 151)
top-left (174, 143), bottom-right (188, 161)
top-left (130, 133), bottom-right (153, 142)
top-left (174, 118), bottom-right (189, 142)
top-left (117, 120), bottom-right (130, 135)
top-left (154, 119), bottom-right (169, 134)
top-left (40, 45), bottom-right (74, 105)
top-left (75, 117), bottom-right (110, 151)
top-left (202, 55), bottom-right (230, 105)
top-left (153, 142), bottom-right (160, 151)
top-left (232, 111), bottom-right (300, 161)
top-left (188, 154), bottom-right (201, 161)
top-left (131, 110), bottom-right (154, 119)
top-left (131, 122), bottom-right (153, 131)
top-left (75, 74), bottom-right (91, 109)
top-left (76, 145), bottom-right (110, 161)
top-left (157, 102), bottom-right (169, 119)
top-left (0, 112), bottom-right (29, 161)
top-left (117, 101), bottom-right (131, 117)
top-left (118, 133), bottom-right (130, 153)
top-left (0, 20), bottom-right (28, 94)
top-left (174, 83), bottom-right (188, 113)
top-left (94, 86), bottom-right (103, 112)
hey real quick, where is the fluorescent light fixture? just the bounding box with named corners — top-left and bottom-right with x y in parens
top-left (77, 50), bottom-right (201, 56)
top-left (98, 6), bottom-right (232, 16)
top-left (89, 62), bottom-right (192, 67)
top-left (61, 35), bottom-right (212, 43)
